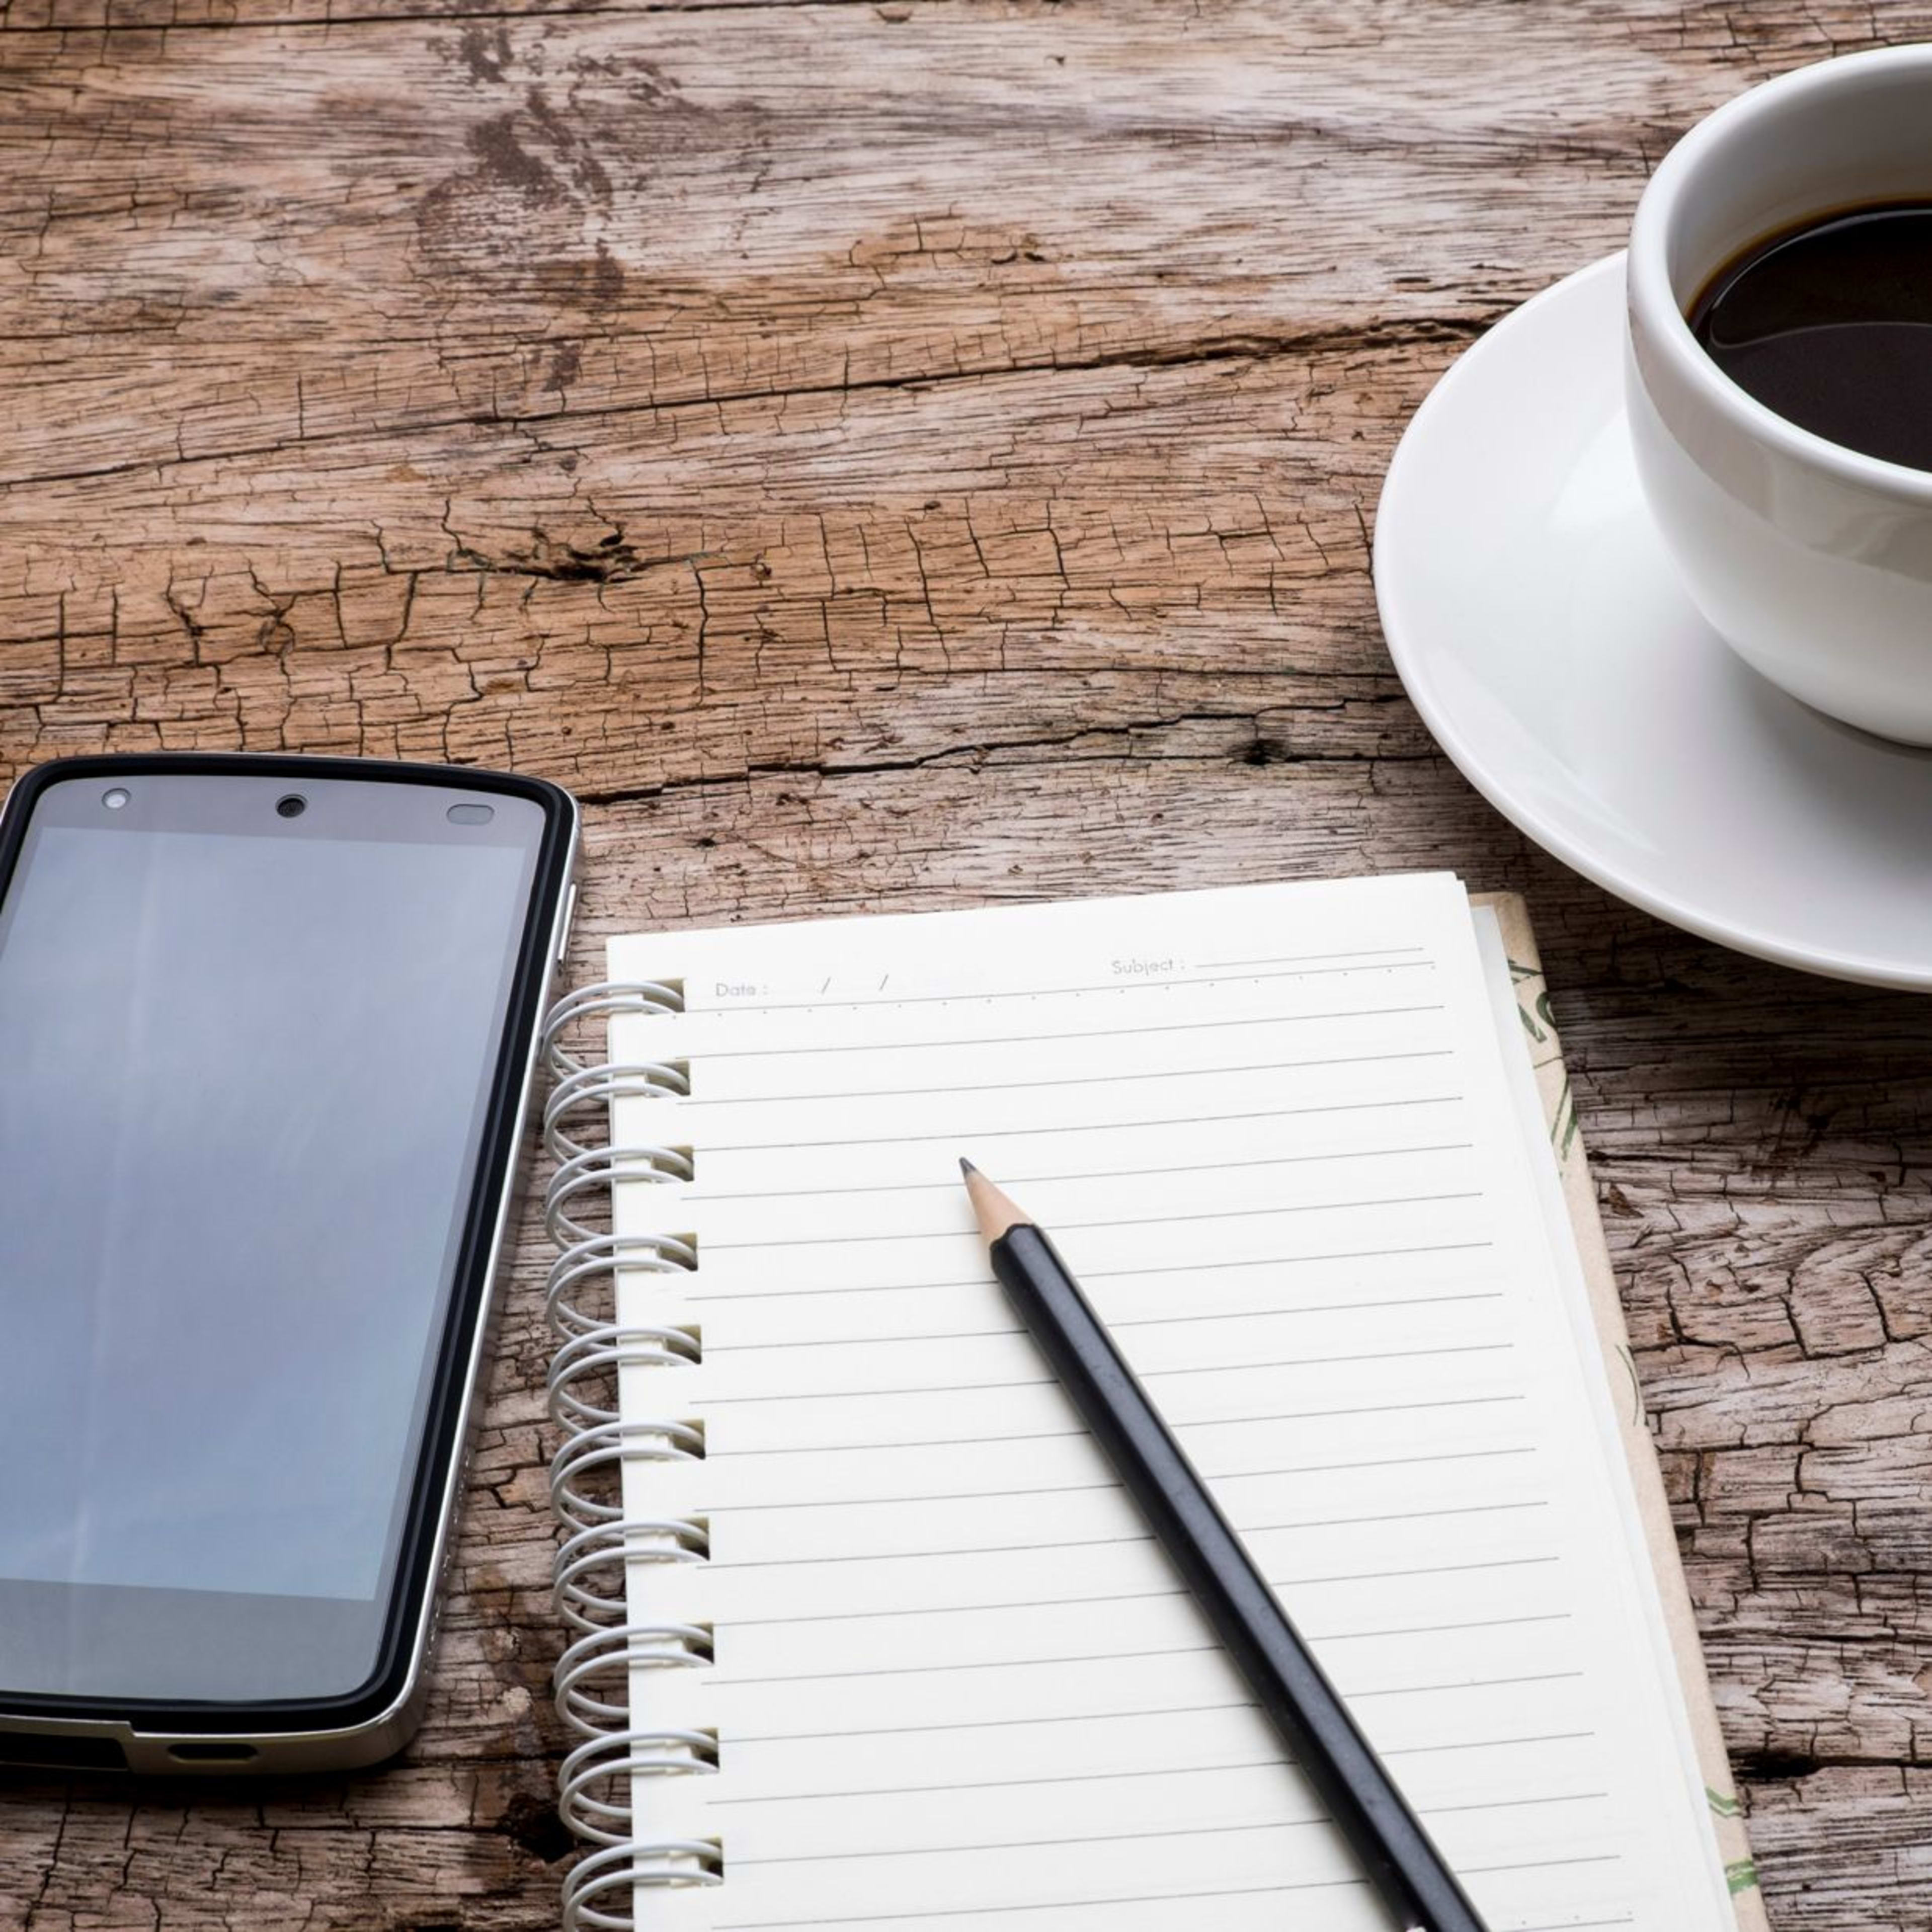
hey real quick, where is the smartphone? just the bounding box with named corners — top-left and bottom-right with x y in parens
top-left (0, 754), bottom-right (578, 1774)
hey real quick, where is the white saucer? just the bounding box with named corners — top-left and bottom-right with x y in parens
top-left (1375, 252), bottom-right (1932, 992)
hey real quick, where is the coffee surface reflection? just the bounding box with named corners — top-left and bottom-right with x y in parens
top-left (1688, 203), bottom-right (1932, 473)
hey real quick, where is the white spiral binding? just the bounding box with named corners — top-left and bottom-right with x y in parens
top-left (541, 981), bottom-right (724, 1929)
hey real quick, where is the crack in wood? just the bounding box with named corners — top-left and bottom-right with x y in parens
top-left (0, 318), bottom-right (1490, 498)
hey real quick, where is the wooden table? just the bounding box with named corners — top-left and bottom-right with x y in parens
top-left (6, 3), bottom-right (1932, 1924)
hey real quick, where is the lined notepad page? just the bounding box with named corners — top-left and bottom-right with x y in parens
top-left (606, 875), bottom-right (1734, 1932)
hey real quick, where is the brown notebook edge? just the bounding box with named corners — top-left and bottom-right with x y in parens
top-left (1473, 892), bottom-right (1765, 1925)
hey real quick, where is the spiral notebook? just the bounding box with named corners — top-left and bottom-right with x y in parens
top-left (539, 874), bottom-right (1763, 1932)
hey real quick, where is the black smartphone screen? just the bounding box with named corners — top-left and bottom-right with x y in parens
top-left (0, 764), bottom-right (564, 1712)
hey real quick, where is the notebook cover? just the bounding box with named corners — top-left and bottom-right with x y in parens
top-left (1476, 892), bottom-right (1766, 1925)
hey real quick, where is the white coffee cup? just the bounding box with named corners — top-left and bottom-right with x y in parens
top-left (1626, 45), bottom-right (1932, 743)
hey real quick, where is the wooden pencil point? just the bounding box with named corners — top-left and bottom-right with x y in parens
top-left (960, 1161), bottom-right (1028, 1243)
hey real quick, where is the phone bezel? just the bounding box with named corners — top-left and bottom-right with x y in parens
top-left (0, 753), bottom-right (577, 1755)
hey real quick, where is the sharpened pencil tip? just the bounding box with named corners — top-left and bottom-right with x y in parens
top-left (960, 1161), bottom-right (1027, 1242)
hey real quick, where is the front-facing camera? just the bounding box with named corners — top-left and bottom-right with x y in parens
top-left (102, 788), bottom-right (130, 811)
top-left (275, 795), bottom-right (307, 820)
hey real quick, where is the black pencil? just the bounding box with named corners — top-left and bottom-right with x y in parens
top-left (960, 1158), bottom-right (1490, 1932)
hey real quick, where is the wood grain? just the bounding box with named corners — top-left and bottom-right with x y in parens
top-left (7, 2), bottom-right (1932, 1926)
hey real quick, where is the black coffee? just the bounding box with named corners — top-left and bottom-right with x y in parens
top-left (1687, 202), bottom-right (1932, 472)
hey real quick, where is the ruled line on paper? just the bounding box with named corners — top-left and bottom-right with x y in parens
top-left (692, 1282), bottom-right (1497, 1320)
top-left (1429, 1786), bottom-right (1607, 1814)
top-left (721, 1672), bottom-right (1584, 1749)
top-left (697, 1092), bottom-right (1466, 1154)
top-left (720, 1695), bottom-right (1268, 1745)
top-left (702, 1393), bottom-right (1531, 1457)
top-left (1352, 1668), bottom-right (1582, 1702)
top-left (706, 1849), bottom-right (1628, 1925)
top-left (709, 1741), bottom-right (1600, 1808)
top-left (703, 1444), bottom-right (1538, 1511)
top-left (703, 1291), bottom-right (1509, 1352)
top-left (719, 1585), bottom-right (1197, 1627)
top-left (693, 1340), bottom-right (1515, 1406)
top-left (709, 1770), bottom-right (1324, 1816)
top-left (728, 1815), bottom-right (1623, 1872)
top-left (708, 1642), bottom-right (1223, 1690)
top-left (703, 1499), bottom-right (1551, 1571)
top-left (702, 1190), bottom-right (1485, 1252)
top-left (683, 1002), bottom-right (1448, 1062)
top-left (1193, 946), bottom-right (1429, 970)
top-left (706, 1614), bottom-right (1572, 1689)
top-left (1391, 1726), bottom-right (1593, 1758)
top-left (1510, 1920), bottom-right (1635, 1931)
top-left (681, 1047), bottom-right (1456, 1110)
top-left (1464, 1853), bottom-right (1624, 1877)
top-left (727, 1813), bottom-right (1339, 1867)
top-left (670, 956), bottom-right (1438, 1020)
top-left (711, 1556), bottom-right (1566, 1631)
top-left (713, 1875), bottom-right (1370, 1929)
top-left (685, 1238), bottom-right (1495, 1304)
top-left (710, 1557), bottom-right (1565, 1620)
top-left (685, 1141), bottom-right (1477, 1201)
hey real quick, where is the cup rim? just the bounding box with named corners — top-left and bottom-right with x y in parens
top-left (1627, 41), bottom-right (1932, 504)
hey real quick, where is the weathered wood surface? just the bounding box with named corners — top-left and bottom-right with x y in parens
top-left (7, 1), bottom-right (1932, 1924)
